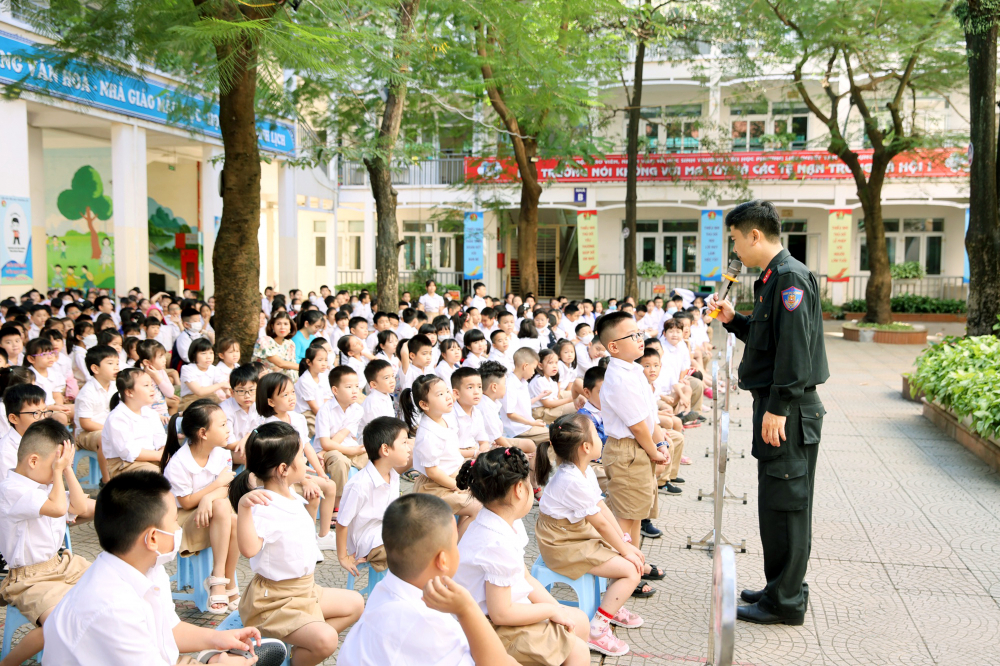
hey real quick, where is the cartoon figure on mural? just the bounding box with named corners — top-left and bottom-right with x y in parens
top-left (51, 264), bottom-right (65, 289)
top-left (10, 217), bottom-right (20, 246)
top-left (64, 266), bottom-right (78, 289)
top-left (60, 240), bottom-right (67, 258)
top-left (100, 237), bottom-right (113, 268)
top-left (80, 264), bottom-right (96, 290)
top-left (46, 161), bottom-right (116, 290)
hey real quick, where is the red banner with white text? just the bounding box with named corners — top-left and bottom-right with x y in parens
top-left (464, 149), bottom-right (967, 184)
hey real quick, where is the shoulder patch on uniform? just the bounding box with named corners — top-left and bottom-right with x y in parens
top-left (781, 286), bottom-right (804, 312)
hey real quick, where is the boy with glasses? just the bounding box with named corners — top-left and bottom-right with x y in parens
top-left (0, 385), bottom-right (51, 481)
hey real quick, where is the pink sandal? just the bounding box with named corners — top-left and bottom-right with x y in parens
top-left (680, 456), bottom-right (692, 465)
top-left (610, 606), bottom-right (644, 629)
top-left (589, 628), bottom-right (629, 657)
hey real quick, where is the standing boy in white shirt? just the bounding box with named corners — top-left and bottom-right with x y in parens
top-left (42, 470), bottom-right (281, 666)
top-left (594, 311), bottom-right (668, 544)
top-left (73, 345), bottom-right (119, 486)
top-left (336, 417), bottom-right (410, 576)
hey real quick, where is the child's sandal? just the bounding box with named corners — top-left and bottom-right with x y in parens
top-left (202, 576), bottom-right (231, 614)
top-left (224, 585), bottom-right (241, 611)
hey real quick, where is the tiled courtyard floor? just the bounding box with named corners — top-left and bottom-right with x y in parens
top-left (4, 327), bottom-right (999, 665)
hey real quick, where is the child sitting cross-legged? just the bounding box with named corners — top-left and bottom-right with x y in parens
top-left (535, 414), bottom-right (648, 657)
top-left (72, 345), bottom-right (119, 485)
top-left (529, 349), bottom-right (576, 424)
top-left (161, 399), bottom-right (239, 615)
top-left (313, 366), bottom-right (367, 532)
top-left (401, 375), bottom-right (481, 538)
top-left (502, 348), bottom-right (550, 447)
top-left (43, 469), bottom-right (284, 665)
top-left (102, 368), bottom-right (168, 478)
top-left (338, 494), bottom-right (517, 666)
top-left (231, 422), bottom-right (364, 666)
top-left (335, 416), bottom-right (410, 577)
top-left (179, 338), bottom-right (230, 412)
top-left (0, 420), bottom-right (94, 666)
top-left (453, 447), bottom-right (591, 666)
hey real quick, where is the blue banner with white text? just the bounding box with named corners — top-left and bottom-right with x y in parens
top-left (700, 209), bottom-right (724, 282)
top-left (463, 212), bottom-right (484, 280)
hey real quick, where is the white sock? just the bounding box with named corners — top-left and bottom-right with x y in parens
top-left (590, 607), bottom-right (613, 636)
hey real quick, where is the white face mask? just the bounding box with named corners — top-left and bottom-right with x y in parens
top-left (147, 528), bottom-right (182, 567)
top-left (188, 321), bottom-right (204, 333)
top-left (83, 334), bottom-right (98, 348)
top-left (581, 333), bottom-right (594, 344)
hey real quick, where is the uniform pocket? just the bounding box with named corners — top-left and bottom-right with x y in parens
top-left (748, 306), bottom-right (772, 350)
top-left (799, 403), bottom-right (825, 445)
top-left (763, 459), bottom-right (809, 511)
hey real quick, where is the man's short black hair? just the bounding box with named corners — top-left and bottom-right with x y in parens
top-left (362, 416), bottom-right (408, 461)
top-left (583, 366), bottom-right (605, 391)
top-left (229, 364), bottom-right (259, 389)
top-left (382, 494), bottom-right (456, 580)
top-left (85, 345), bottom-right (119, 376)
top-left (725, 199), bottom-right (781, 241)
top-left (595, 310), bottom-right (634, 345)
top-left (95, 470), bottom-right (173, 556)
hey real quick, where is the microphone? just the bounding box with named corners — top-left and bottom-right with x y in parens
top-left (709, 258), bottom-right (743, 319)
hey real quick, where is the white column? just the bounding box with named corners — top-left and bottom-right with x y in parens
top-left (277, 161), bottom-right (298, 291)
top-left (326, 162), bottom-right (338, 288)
top-left (200, 146), bottom-right (223, 298)
top-left (362, 199), bottom-right (376, 282)
top-left (111, 122), bottom-right (149, 296)
top-left (831, 187), bottom-right (847, 305)
top-left (258, 207), bottom-right (269, 293)
top-left (28, 125), bottom-right (45, 294)
top-left (0, 100), bottom-right (33, 299)
top-left (584, 189), bottom-right (596, 300)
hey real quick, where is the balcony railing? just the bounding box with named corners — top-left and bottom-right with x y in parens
top-left (339, 158), bottom-right (467, 188)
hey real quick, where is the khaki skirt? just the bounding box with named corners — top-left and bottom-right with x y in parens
top-left (490, 617), bottom-right (575, 666)
top-left (106, 457), bottom-right (160, 479)
top-left (534, 512), bottom-right (617, 580)
top-left (0, 552), bottom-right (91, 624)
top-left (412, 474), bottom-right (474, 514)
top-left (239, 573), bottom-right (325, 640)
top-left (176, 506), bottom-right (219, 556)
top-left (302, 410), bottom-right (316, 439)
top-left (179, 392), bottom-right (222, 413)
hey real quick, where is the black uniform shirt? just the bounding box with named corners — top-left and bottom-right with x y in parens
top-left (723, 249), bottom-right (830, 416)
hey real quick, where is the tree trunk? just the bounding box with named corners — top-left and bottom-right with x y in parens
top-left (964, 4), bottom-right (1000, 336)
top-left (624, 38), bottom-right (645, 302)
top-left (211, 38), bottom-right (262, 363)
top-left (85, 209), bottom-right (100, 259)
top-left (858, 184), bottom-right (893, 324)
top-left (365, 0), bottom-right (419, 315)
top-left (514, 139), bottom-right (542, 297)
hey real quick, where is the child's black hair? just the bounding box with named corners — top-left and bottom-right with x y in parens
top-left (535, 348), bottom-right (557, 378)
top-left (552, 339), bottom-right (576, 369)
top-left (229, 363), bottom-right (259, 389)
top-left (517, 319), bottom-right (538, 340)
top-left (640, 346), bottom-right (661, 361)
top-left (535, 413), bottom-right (593, 487)
top-left (123, 336), bottom-right (140, 359)
top-left (110, 367), bottom-right (147, 410)
top-left (161, 399), bottom-right (223, 473)
top-left (229, 421), bottom-right (302, 510)
top-left (361, 416), bottom-right (408, 460)
top-left (256, 372), bottom-right (293, 418)
top-left (364, 358), bottom-right (393, 386)
top-left (382, 494), bottom-right (456, 580)
top-left (328, 365), bottom-right (357, 390)
top-left (479, 360), bottom-right (507, 387)
top-left (97, 328), bottom-right (121, 347)
top-left (406, 333), bottom-right (432, 356)
top-left (298, 344), bottom-right (328, 377)
top-left (3, 384), bottom-right (47, 424)
top-left (583, 366), bottom-right (605, 392)
top-left (436, 338), bottom-right (460, 367)
top-left (456, 446), bottom-right (530, 505)
top-left (450, 366), bottom-right (480, 391)
top-left (187, 337), bottom-right (215, 364)
top-left (95, 470), bottom-right (174, 556)
top-left (461, 328), bottom-right (488, 361)
top-left (85, 345), bottom-right (119, 376)
top-left (0, 366), bottom-right (34, 401)
top-left (398, 373), bottom-right (445, 429)
top-left (66, 320), bottom-right (93, 351)
top-left (375, 329), bottom-right (398, 357)
top-left (23, 337), bottom-right (54, 367)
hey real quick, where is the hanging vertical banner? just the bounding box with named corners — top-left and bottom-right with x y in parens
top-left (463, 212), bottom-right (484, 280)
top-left (1, 195), bottom-right (33, 284)
top-left (963, 208), bottom-right (970, 284)
top-left (699, 209), bottom-right (724, 281)
top-left (827, 209), bottom-right (852, 282)
top-left (576, 210), bottom-right (599, 279)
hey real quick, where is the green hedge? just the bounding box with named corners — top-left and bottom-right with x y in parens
top-left (910, 335), bottom-right (1000, 440)
top-left (840, 295), bottom-right (967, 314)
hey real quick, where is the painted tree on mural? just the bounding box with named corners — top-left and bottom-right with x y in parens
top-left (56, 166), bottom-right (112, 260)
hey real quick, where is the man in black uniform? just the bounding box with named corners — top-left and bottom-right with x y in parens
top-left (708, 200), bottom-right (829, 625)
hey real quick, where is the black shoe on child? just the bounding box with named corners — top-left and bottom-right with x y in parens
top-left (640, 519), bottom-right (662, 538)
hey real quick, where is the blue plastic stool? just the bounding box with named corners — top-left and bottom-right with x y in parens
top-left (217, 609), bottom-right (292, 666)
top-left (530, 556), bottom-right (607, 619)
top-left (64, 528), bottom-right (72, 554)
top-left (170, 548), bottom-right (215, 612)
top-left (73, 449), bottom-right (101, 490)
top-left (1, 605), bottom-right (40, 661)
top-left (345, 561), bottom-right (386, 598)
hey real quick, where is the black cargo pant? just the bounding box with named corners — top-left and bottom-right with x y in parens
top-left (751, 388), bottom-right (825, 618)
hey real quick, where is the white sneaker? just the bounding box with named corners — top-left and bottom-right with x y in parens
top-left (317, 532), bottom-right (338, 552)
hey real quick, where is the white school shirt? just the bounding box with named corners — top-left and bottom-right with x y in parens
top-left (336, 463), bottom-right (399, 560)
top-left (219, 396), bottom-right (261, 444)
top-left (179, 363), bottom-right (215, 398)
top-left (413, 413), bottom-right (464, 477)
top-left (601, 357), bottom-right (657, 440)
top-left (399, 363), bottom-right (432, 393)
top-left (29, 367), bottom-right (56, 406)
top-left (454, 509), bottom-right (533, 616)
top-left (261, 413), bottom-right (311, 450)
top-left (373, 349), bottom-right (401, 377)
top-left (501, 374), bottom-right (533, 437)
top-left (557, 360), bottom-right (575, 390)
top-left (71, 346), bottom-right (89, 384)
top-left (434, 361), bottom-right (458, 387)
top-left (162, 444), bottom-right (233, 507)
top-left (557, 316), bottom-right (579, 339)
top-left (359, 390), bottom-right (394, 443)
top-left (249, 489), bottom-right (321, 581)
top-left (575, 343), bottom-right (597, 379)
top-left (174, 329), bottom-right (202, 363)
top-left (365, 331), bottom-right (380, 353)
top-left (453, 404), bottom-right (488, 449)
top-left (418, 293), bottom-right (445, 314)
top-left (73, 377), bottom-right (116, 438)
top-left (338, 571), bottom-right (475, 666)
top-left (477, 396), bottom-right (504, 444)
top-left (487, 347), bottom-right (513, 372)
top-left (653, 364), bottom-right (676, 396)
top-left (538, 463), bottom-right (603, 523)
top-left (658, 338), bottom-right (688, 381)
top-left (461, 352), bottom-right (485, 370)
top-left (102, 403), bottom-right (167, 462)
top-left (0, 429), bottom-right (21, 482)
top-left (0, 471), bottom-right (70, 567)
top-left (214, 361), bottom-right (237, 385)
top-left (529, 375), bottom-right (559, 403)
top-left (42, 553), bottom-right (180, 666)
top-left (295, 371), bottom-right (332, 415)
top-left (470, 295), bottom-right (487, 311)
top-left (313, 399), bottom-right (363, 453)
top-left (0, 404), bottom-right (8, 438)
top-left (396, 321), bottom-right (417, 341)
top-left (51, 353), bottom-right (71, 393)
top-left (154, 326), bottom-right (176, 352)
top-left (345, 355), bottom-right (367, 376)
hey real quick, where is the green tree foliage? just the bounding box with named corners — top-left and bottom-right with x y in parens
top-left (56, 166), bottom-right (113, 260)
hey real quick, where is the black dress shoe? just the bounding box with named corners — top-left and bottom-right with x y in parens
top-left (736, 602), bottom-right (804, 626)
top-left (670, 477), bottom-right (685, 484)
top-left (741, 588), bottom-right (764, 603)
top-left (661, 482), bottom-right (682, 494)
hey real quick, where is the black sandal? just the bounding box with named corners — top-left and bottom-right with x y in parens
top-left (643, 564), bottom-right (666, 580)
top-left (632, 582), bottom-right (655, 598)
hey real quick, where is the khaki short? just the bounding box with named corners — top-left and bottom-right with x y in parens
top-left (323, 450), bottom-right (370, 498)
top-left (490, 617), bottom-right (576, 666)
top-left (365, 544), bottom-right (387, 572)
top-left (516, 425), bottom-right (550, 445)
top-left (602, 437), bottom-right (658, 521)
top-left (532, 402), bottom-right (576, 423)
top-left (75, 430), bottom-right (102, 452)
top-left (240, 573), bottom-right (324, 640)
top-left (0, 552), bottom-right (90, 624)
top-left (107, 457), bottom-right (160, 479)
top-left (412, 473), bottom-right (475, 514)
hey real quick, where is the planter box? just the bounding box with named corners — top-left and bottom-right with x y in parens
top-left (922, 399), bottom-right (1000, 473)
top-left (842, 322), bottom-right (928, 345)
top-left (901, 374), bottom-right (924, 403)
top-left (841, 312), bottom-right (967, 323)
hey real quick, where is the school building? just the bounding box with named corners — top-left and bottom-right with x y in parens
top-left (1, 6), bottom-right (970, 305)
